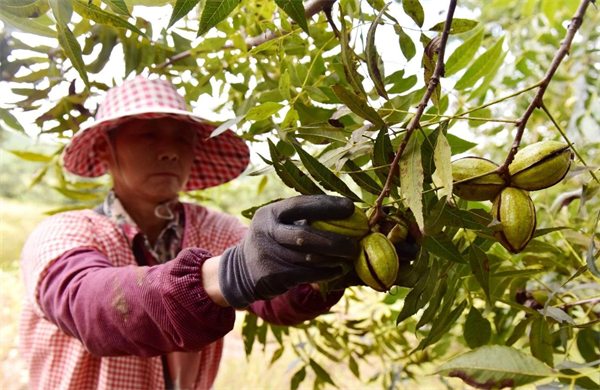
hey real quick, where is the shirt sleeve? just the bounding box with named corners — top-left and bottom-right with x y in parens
top-left (38, 247), bottom-right (235, 358)
top-left (247, 285), bottom-right (344, 326)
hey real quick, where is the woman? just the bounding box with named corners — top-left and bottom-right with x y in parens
top-left (19, 76), bottom-right (358, 390)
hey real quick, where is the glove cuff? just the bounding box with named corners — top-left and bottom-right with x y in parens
top-left (218, 245), bottom-right (255, 309)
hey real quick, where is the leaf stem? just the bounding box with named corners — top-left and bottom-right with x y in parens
top-left (495, 0), bottom-right (593, 183)
top-left (371, 0), bottom-right (457, 226)
top-left (540, 102), bottom-right (599, 183)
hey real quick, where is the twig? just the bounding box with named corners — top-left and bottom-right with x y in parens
top-left (156, 0), bottom-right (338, 69)
top-left (496, 0), bottom-right (593, 183)
top-left (560, 296), bottom-right (600, 309)
top-left (370, 0), bottom-right (457, 226)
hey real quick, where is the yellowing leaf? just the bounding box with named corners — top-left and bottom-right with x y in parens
top-left (433, 132), bottom-right (453, 196)
top-left (400, 135), bottom-right (424, 231)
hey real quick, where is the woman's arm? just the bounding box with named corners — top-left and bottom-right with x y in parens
top-left (39, 248), bottom-right (235, 357)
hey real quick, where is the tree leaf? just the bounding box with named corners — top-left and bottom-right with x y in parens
top-left (167, 0), bottom-right (199, 29)
top-left (275, 0), bottom-right (309, 35)
top-left (245, 102), bottom-right (283, 121)
top-left (331, 84), bottom-right (384, 126)
top-left (446, 26), bottom-right (484, 76)
top-left (73, 1), bottom-right (146, 37)
top-left (469, 245), bottom-right (491, 302)
top-left (402, 0), bottom-right (424, 27)
top-left (49, 0), bottom-right (73, 27)
top-left (0, 0), bottom-right (50, 18)
top-left (434, 132), bottom-right (452, 196)
top-left (309, 359), bottom-right (335, 386)
top-left (0, 108), bottom-right (25, 132)
top-left (343, 159), bottom-right (383, 196)
top-left (197, 0), bottom-right (240, 36)
top-left (455, 36), bottom-right (505, 90)
top-left (436, 345), bottom-right (553, 388)
top-left (242, 312), bottom-right (258, 356)
top-left (464, 307), bottom-right (492, 349)
top-left (292, 143), bottom-right (362, 202)
top-left (396, 253), bottom-right (437, 324)
top-left (339, 11), bottom-right (366, 96)
top-left (538, 307), bottom-right (575, 325)
top-left (366, 2), bottom-right (390, 100)
top-left (586, 209), bottom-right (600, 277)
top-left (505, 316), bottom-right (534, 346)
top-left (101, 0), bottom-right (131, 16)
top-left (209, 115), bottom-right (245, 138)
top-left (394, 24), bottom-right (416, 61)
top-left (266, 139), bottom-right (324, 196)
top-left (0, 7), bottom-right (56, 37)
top-left (422, 233), bottom-right (466, 264)
top-left (290, 366), bottom-right (306, 390)
top-left (430, 18), bottom-right (478, 34)
top-left (6, 149), bottom-right (54, 162)
top-left (399, 135), bottom-right (424, 231)
top-left (56, 24), bottom-right (90, 89)
top-left (416, 275), bottom-right (447, 330)
top-left (279, 69), bottom-right (292, 101)
top-left (415, 299), bottom-right (467, 350)
top-left (530, 316), bottom-right (554, 367)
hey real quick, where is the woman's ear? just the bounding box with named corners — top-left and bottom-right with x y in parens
top-left (94, 134), bottom-right (111, 163)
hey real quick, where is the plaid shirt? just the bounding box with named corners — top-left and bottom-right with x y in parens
top-left (19, 199), bottom-right (344, 390)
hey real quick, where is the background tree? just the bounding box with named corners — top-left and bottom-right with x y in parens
top-left (1, 0), bottom-right (599, 389)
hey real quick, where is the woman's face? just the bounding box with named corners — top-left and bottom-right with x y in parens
top-left (100, 117), bottom-right (198, 204)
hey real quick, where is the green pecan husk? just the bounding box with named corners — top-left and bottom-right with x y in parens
top-left (310, 205), bottom-right (369, 240)
top-left (452, 157), bottom-right (506, 201)
top-left (354, 233), bottom-right (399, 292)
top-left (509, 141), bottom-right (573, 191)
top-left (491, 187), bottom-right (537, 253)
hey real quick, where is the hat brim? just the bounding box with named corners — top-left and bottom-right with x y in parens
top-left (62, 109), bottom-right (250, 191)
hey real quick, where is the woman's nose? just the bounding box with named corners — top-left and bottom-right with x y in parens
top-left (158, 150), bottom-right (178, 162)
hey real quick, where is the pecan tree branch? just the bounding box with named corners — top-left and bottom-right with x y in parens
top-left (156, 0), bottom-right (338, 69)
top-left (370, 0), bottom-right (457, 226)
top-left (497, 0), bottom-right (593, 183)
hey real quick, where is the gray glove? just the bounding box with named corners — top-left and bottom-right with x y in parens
top-left (218, 195), bottom-right (359, 309)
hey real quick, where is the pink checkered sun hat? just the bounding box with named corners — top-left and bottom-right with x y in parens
top-left (62, 76), bottom-right (250, 191)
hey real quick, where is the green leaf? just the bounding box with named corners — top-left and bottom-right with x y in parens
top-left (197, 0), bottom-right (240, 36)
top-left (430, 18), bottom-right (479, 34)
top-left (530, 316), bottom-right (554, 367)
top-left (343, 159), bottom-right (383, 196)
top-left (349, 355), bottom-right (360, 379)
top-left (266, 140), bottom-right (324, 196)
top-left (0, 0), bottom-right (50, 18)
top-left (309, 359), bottom-right (335, 386)
top-left (434, 132), bottom-right (452, 196)
top-left (168, 0), bottom-right (199, 29)
top-left (469, 245), bottom-right (491, 302)
top-left (587, 210), bottom-right (600, 277)
top-left (396, 253), bottom-right (437, 324)
top-left (416, 275), bottom-right (447, 330)
top-left (56, 24), bottom-right (90, 89)
top-left (290, 366), bottom-right (306, 390)
top-left (0, 8), bottom-right (56, 37)
top-left (395, 24), bottom-right (416, 61)
top-left (0, 109), bottom-right (24, 132)
top-left (385, 70), bottom-right (417, 94)
top-left (242, 312), bottom-right (258, 356)
top-left (533, 226), bottom-right (572, 238)
top-left (421, 233), bottom-right (466, 264)
top-left (416, 299), bottom-right (467, 350)
top-left (49, 0), bottom-right (73, 27)
top-left (73, 1), bottom-right (146, 37)
top-left (279, 69), bottom-right (292, 101)
top-left (447, 133), bottom-right (477, 154)
top-left (241, 198), bottom-right (285, 220)
top-left (366, 2), bottom-right (390, 100)
top-left (292, 143), bottom-right (362, 202)
top-left (399, 135), bottom-right (424, 231)
top-left (467, 108), bottom-right (493, 127)
top-left (275, 0), bottom-right (309, 35)
top-left (101, 0), bottom-right (131, 16)
top-left (455, 36), bottom-right (505, 90)
top-left (52, 186), bottom-right (104, 202)
top-left (209, 115), bottom-right (245, 138)
top-left (505, 316), bottom-right (534, 346)
top-left (436, 345), bottom-right (553, 387)
top-left (248, 39), bottom-right (278, 54)
top-left (339, 12), bottom-right (366, 96)
top-left (331, 84), bottom-right (384, 126)
top-left (402, 0), bottom-right (424, 27)
top-left (445, 27), bottom-right (484, 76)
top-left (464, 307), bottom-right (492, 349)
top-left (245, 102), bottom-right (283, 121)
top-left (6, 149), bottom-right (53, 162)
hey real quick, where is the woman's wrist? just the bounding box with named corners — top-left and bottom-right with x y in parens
top-left (200, 256), bottom-right (230, 308)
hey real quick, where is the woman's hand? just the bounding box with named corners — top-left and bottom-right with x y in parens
top-left (217, 195), bottom-right (359, 309)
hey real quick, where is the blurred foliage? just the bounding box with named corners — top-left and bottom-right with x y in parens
top-left (1, 0), bottom-right (600, 389)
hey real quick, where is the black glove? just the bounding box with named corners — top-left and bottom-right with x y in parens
top-left (218, 195), bottom-right (360, 309)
